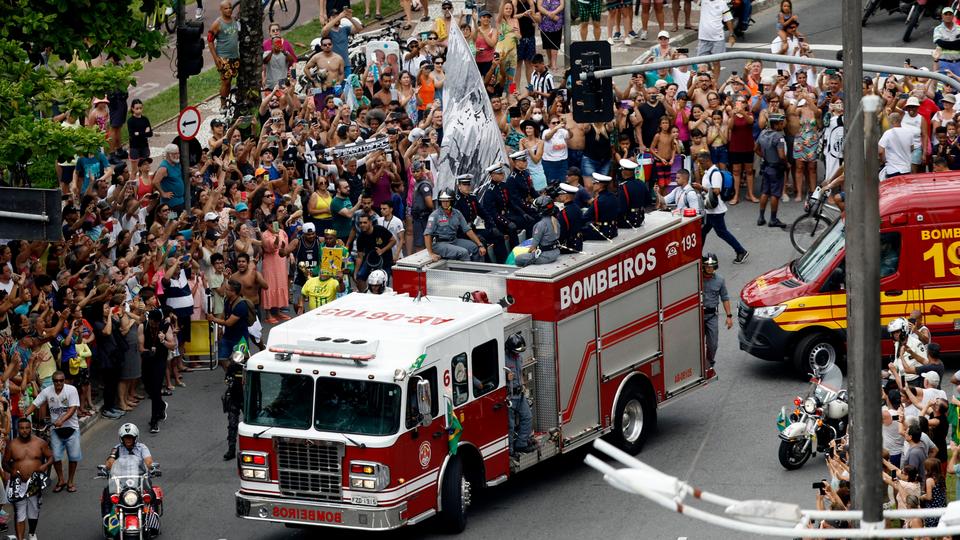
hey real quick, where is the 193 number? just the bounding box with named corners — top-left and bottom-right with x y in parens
top-left (922, 241), bottom-right (960, 278)
top-left (680, 233), bottom-right (697, 251)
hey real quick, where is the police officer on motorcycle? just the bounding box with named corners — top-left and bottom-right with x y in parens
top-left (505, 333), bottom-right (535, 455)
top-left (515, 195), bottom-right (561, 267)
top-left (101, 424), bottom-right (161, 534)
top-left (702, 253), bottom-right (732, 367)
top-left (223, 352), bottom-right (245, 461)
top-left (454, 174), bottom-right (506, 263)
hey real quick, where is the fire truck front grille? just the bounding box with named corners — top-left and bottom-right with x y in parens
top-left (275, 437), bottom-right (344, 501)
top-left (738, 302), bottom-right (753, 329)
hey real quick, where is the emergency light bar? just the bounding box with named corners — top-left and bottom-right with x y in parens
top-left (268, 338), bottom-right (379, 363)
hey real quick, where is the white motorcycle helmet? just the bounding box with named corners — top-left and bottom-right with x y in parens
top-left (118, 423), bottom-right (139, 443)
top-left (368, 269), bottom-right (389, 294)
top-left (887, 317), bottom-right (909, 335)
top-left (310, 37), bottom-right (324, 53)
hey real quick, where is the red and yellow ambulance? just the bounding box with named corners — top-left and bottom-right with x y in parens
top-left (739, 174), bottom-right (960, 373)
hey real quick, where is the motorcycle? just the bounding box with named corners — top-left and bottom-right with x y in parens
top-left (863, 0), bottom-right (960, 41)
top-left (776, 362), bottom-right (848, 470)
top-left (98, 455), bottom-right (163, 539)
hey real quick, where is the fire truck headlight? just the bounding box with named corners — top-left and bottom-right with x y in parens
top-left (350, 461), bottom-right (390, 491)
top-left (240, 451), bottom-right (270, 482)
top-left (753, 304), bottom-right (787, 319)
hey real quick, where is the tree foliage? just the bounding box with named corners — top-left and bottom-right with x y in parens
top-left (0, 1), bottom-right (163, 187)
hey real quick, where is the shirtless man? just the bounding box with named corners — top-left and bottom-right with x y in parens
top-left (303, 35), bottom-right (344, 85)
top-left (690, 73), bottom-right (715, 109)
top-left (562, 110), bottom-right (587, 173)
top-left (3, 418), bottom-right (52, 540)
top-left (234, 252), bottom-right (268, 306)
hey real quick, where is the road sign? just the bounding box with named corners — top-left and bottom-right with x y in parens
top-left (177, 106), bottom-right (202, 140)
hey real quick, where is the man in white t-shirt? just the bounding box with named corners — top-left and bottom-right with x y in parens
top-left (377, 201), bottom-right (405, 261)
top-left (770, 20), bottom-right (801, 82)
top-left (697, 0), bottom-right (735, 80)
top-left (23, 372), bottom-right (81, 491)
top-left (878, 112), bottom-right (914, 179)
top-left (693, 151), bottom-right (749, 264)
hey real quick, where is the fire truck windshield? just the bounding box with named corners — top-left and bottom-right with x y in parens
top-left (245, 372), bottom-right (314, 430)
top-left (313, 378), bottom-right (402, 436)
top-left (793, 219), bottom-right (844, 283)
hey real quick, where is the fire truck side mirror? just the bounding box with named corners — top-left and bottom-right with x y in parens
top-left (416, 379), bottom-right (432, 427)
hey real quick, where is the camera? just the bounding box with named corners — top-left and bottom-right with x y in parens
top-left (677, 47), bottom-right (689, 54)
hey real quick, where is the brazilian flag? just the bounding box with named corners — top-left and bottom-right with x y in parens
top-left (949, 403), bottom-right (960, 445)
top-left (447, 401), bottom-right (462, 455)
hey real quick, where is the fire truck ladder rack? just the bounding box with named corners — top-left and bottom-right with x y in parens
top-left (269, 338), bottom-right (379, 364)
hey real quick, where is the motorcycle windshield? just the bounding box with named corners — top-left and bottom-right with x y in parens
top-left (109, 455), bottom-right (146, 493)
top-left (819, 364), bottom-right (843, 392)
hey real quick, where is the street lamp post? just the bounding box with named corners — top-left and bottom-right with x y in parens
top-left (841, 0), bottom-right (882, 528)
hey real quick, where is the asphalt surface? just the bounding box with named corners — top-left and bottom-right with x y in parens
top-left (34, 1), bottom-right (957, 539)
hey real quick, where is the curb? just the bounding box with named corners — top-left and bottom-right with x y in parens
top-left (633, 0), bottom-right (776, 65)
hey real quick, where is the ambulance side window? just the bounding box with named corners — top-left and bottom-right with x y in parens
top-left (405, 367), bottom-right (439, 429)
top-left (471, 340), bottom-right (499, 398)
top-left (879, 232), bottom-right (901, 279)
top-left (451, 353), bottom-right (469, 406)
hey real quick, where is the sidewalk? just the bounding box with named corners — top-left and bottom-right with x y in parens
top-left (130, 0), bottom-right (323, 101)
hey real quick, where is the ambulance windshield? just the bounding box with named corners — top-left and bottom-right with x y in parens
top-left (313, 378), bottom-right (402, 436)
top-left (793, 219), bottom-right (844, 283)
top-left (245, 372), bottom-right (314, 430)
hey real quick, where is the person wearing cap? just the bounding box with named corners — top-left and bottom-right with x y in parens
top-left (481, 162), bottom-right (524, 249)
top-left (583, 173), bottom-right (620, 240)
top-left (564, 167), bottom-right (593, 206)
top-left (424, 189), bottom-right (487, 262)
top-left (901, 93), bottom-right (929, 173)
top-left (152, 144), bottom-right (185, 212)
top-left (455, 175), bottom-right (507, 263)
top-left (409, 162), bottom-right (435, 253)
top-left (694, 151), bottom-right (749, 264)
top-left (506, 150), bottom-right (538, 234)
top-left (434, 0), bottom-right (454, 44)
top-left (935, 6), bottom-right (960, 77)
top-left (879, 112), bottom-right (915, 180)
top-left (771, 18), bottom-right (801, 81)
top-left (298, 265), bottom-right (345, 314)
top-left (659, 168), bottom-right (701, 215)
top-left (282, 222), bottom-right (321, 308)
top-left (616, 158), bottom-right (653, 228)
top-left (755, 113), bottom-right (789, 229)
top-left (515, 195), bottom-right (561, 267)
top-left (555, 183), bottom-right (585, 253)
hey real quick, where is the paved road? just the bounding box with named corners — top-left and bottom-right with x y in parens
top-left (36, 2), bottom-right (954, 539)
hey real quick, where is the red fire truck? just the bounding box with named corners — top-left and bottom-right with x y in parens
top-left (234, 211), bottom-right (713, 533)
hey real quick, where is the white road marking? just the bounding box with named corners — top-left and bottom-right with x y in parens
top-left (731, 42), bottom-right (934, 56)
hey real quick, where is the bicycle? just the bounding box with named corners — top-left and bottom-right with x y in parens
top-left (144, 0), bottom-right (179, 34)
top-left (231, 0), bottom-right (301, 31)
top-left (789, 187), bottom-right (839, 254)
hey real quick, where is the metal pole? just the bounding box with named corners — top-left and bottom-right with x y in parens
top-left (177, 1), bottom-right (192, 211)
top-left (580, 52), bottom-right (960, 92)
top-left (562, 0), bottom-right (571, 70)
top-left (843, 0), bottom-right (883, 526)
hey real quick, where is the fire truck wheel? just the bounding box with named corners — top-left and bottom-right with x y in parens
top-left (437, 455), bottom-right (469, 533)
top-left (610, 383), bottom-right (653, 454)
top-left (792, 333), bottom-right (840, 377)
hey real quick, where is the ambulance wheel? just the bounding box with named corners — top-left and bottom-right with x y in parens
top-left (792, 333), bottom-right (839, 377)
top-left (610, 383), bottom-right (653, 454)
top-left (437, 455), bottom-right (469, 533)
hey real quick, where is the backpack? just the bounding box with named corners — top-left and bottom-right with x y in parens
top-left (718, 169), bottom-right (736, 202)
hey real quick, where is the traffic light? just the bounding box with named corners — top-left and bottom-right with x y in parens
top-left (177, 21), bottom-right (205, 78)
top-left (570, 41), bottom-right (613, 124)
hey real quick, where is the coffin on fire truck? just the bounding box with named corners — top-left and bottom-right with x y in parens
top-left (235, 211), bottom-right (714, 533)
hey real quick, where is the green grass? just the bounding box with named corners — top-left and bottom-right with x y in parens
top-left (134, 1), bottom-right (403, 139)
